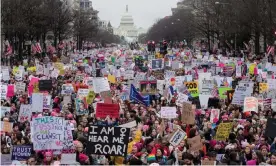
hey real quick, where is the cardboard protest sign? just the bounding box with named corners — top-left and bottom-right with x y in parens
top-left (176, 93), bottom-right (189, 106)
top-left (215, 123), bottom-right (233, 141)
top-left (187, 135), bottom-right (202, 153)
top-left (1, 121), bottom-right (13, 132)
top-left (182, 102), bottom-right (195, 124)
top-left (201, 160), bottom-right (216, 165)
top-left (31, 116), bottom-right (65, 150)
top-left (75, 98), bottom-right (89, 115)
top-left (15, 82), bottom-right (26, 93)
top-left (1, 106), bottom-right (10, 118)
top-left (244, 97), bottom-right (258, 113)
top-left (61, 84), bottom-right (74, 95)
top-left (169, 129), bottom-right (186, 146)
top-left (160, 107), bottom-right (177, 119)
top-left (14, 69), bottom-right (23, 81)
top-left (87, 126), bottom-right (130, 156)
top-left (210, 109), bottom-right (220, 123)
top-left (140, 80), bottom-right (157, 95)
top-left (108, 74), bottom-right (116, 83)
top-left (18, 104), bottom-right (32, 122)
top-left (118, 121), bottom-right (137, 128)
top-left (11, 145), bottom-right (33, 161)
top-left (39, 80), bottom-right (52, 91)
top-left (184, 81), bottom-right (199, 97)
top-left (96, 103), bottom-right (119, 118)
top-left (124, 70), bottom-right (134, 80)
top-left (31, 93), bottom-right (43, 112)
top-left (93, 77), bottom-right (110, 93)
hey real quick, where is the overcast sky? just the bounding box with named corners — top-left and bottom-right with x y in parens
top-left (92, 0), bottom-right (179, 29)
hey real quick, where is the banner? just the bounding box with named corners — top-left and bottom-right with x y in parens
top-left (244, 97), bottom-right (258, 113)
top-left (169, 129), bottom-right (186, 146)
top-left (31, 116), bottom-right (65, 150)
top-left (11, 145), bottom-right (33, 161)
top-left (160, 107), bottom-right (177, 119)
top-left (96, 103), bottom-right (119, 118)
top-left (184, 81), bottom-right (199, 97)
top-left (86, 126), bottom-right (130, 156)
top-left (182, 102), bottom-right (195, 124)
top-left (39, 80), bottom-right (52, 91)
top-left (18, 104), bottom-right (32, 122)
top-left (215, 123), bottom-right (232, 141)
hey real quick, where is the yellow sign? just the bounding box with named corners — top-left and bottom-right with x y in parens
top-left (259, 83), bottom-right (268, 93)
top-left (53, 62), bottom-right (65, 75)
top-left (108, 74), bottom-right (116, 84)
top-left (27, 66), bottom-right (36, 72)
top-left (86, 90), bottom-right (96, 104)
top-left (184, 81), bottom-right (199, 97)
top-left (249, 64), bottom-right (256, 75)
top-left (215, 123), bottom-right (232, 141)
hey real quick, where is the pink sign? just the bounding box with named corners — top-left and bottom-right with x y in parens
top-left (7, 85), bottom-right (15, 97)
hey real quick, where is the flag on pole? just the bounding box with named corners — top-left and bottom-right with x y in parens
top-left (35, 42), bottom-right (42, 53)
top-left (267, 46), bottom-right (275, 56)
top-left (31, 43), bottom-right (37, 54)
top-left (129, 84), bottom-right (150, 106)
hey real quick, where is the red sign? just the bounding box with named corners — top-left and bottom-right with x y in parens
top-left (96, 103), bottom-right (119, 118)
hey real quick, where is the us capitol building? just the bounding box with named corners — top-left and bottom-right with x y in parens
top-left (113, 5), bottom-right (147, 42)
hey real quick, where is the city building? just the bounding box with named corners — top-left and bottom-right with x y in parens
top-left (113, 5), bottom-right (146, 42)
top-left (171, 0), bottom-right (194, 15)
top-left (99, 20), bottom-right (113, 34)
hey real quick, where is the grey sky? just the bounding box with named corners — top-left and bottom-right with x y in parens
top-left (92, 0), bottom-right (179, 29)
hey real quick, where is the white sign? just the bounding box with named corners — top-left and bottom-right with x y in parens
top-left (1, 85), bottom-right (7, 100)
top-left (118, 121), bottom-right (137, 128)
top-left (93, 77), bottom-right (110, 93)
top-left (176, 93), bottom-right (189, 106)
top-left (60, 154), bottom-right (77, 165)
top-left (157, 80), bottom-right (165, 94)
top-left (31, 93), bottom-right (44, 112)
top-left (2, 68), bottom-right (10, 81)
top-left (1, 106), bottom-right (10, 117)
top-left (124, 70), bottom-right (134, 80)
top-left (14, 69), bottom-right (23, 81)
top-left (244, 97), bottom-right (258, 113)
top-left (169, 129), bottom-right (186, 146)
top-left (61, 84), bottom-right (74, 95)
top-left (43, 95), bottom-right (51, 109)
top-left (160, 107), bottom-right (177, 119)
top-left (18, 104), bottom-right (32, 122)
top-left (210, 109), bottom-right (220, 123)
top-left (77, 89), bottom-right (89, 99)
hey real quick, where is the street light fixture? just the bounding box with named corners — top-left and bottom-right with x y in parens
top-left (215, 1), bottom-right (230, 5)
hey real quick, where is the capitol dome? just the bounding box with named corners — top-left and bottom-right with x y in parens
top-left (119, 5), bottom-right (134, 27)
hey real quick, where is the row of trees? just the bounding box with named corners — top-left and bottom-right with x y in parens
top-left (143, 0), bottom-right (276, 54)
top-left (1, 0), bottom-right (122, 56)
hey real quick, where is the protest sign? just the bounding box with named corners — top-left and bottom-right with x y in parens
top-left (169, 129), bottom-right (186, 146)
top-left (31, 116), bottom-right (65, 150)
top-left (63, 121), bottom-right (74, 150)
top-left (2, 68), bottom-right (10, 81)
top-left (218, 87), bottom-right (232, 99)
top-left (259, 83), bottom-right (268, 93)
top-left (265, 118), bottom-right (276, 138)
top-left (165, 70), bottom-right (175, 79)
top-left (86, 90), bottom-right (96, 104)
top-left (1, 106), bottom-right (10, 118)
top-left (244, 97), bottom-right (258, 113)
top-left (210, 109), bottom-right (220, 123)
top-left (15, 82), bottom-right (26, 93)
top-left (1, 121), bottom-right (13, 132)
top-left (18, 104), bottom-right (32, 122)
top-left (75, 98), bottom-right (89, 115)
top-left (31, 93), bottom-right (43, 112)
top-left (199, 94), bottom-right (212, 109)
top-left (227, 90), bottom-right (235, 104)
top-left (86, 126), bottom-right (130, 156)
top-left (1, 154), bottom-right (12, 165)
top-left (124, 70), bottom-right (134, 79)
top-left (160, 107), bottom-right (177, 119)
top-left (11, 145), bottom-right (33, 161)
top-left (182, 102), bottom-right (195, 124)
top-left (201, 79), bottom-right (214, 95)
top-left (215, 123), bottom-right (233, 141)
top-left (93, 77), bottom-right (110, 93)
top-left (187, 135), bottom-right (202, 153)
top-left (184, 81), bottom-right (199, 97)
top-left (96, 103), bottom-right (119, 118)
top-left (38, 80), bottom-right (52, 91)
top-left (1, 84), bottom-right (7, 100)
top-left (43, 94), bottom-right (51, 109)
top-left (151, 59), bottom-right (163, 69)
top-left (201, 160), bottom-right (216, 165)
top-left (140, 80), bottom-right (157, 95)
top-left (60, 153), bottom-right (77, 164)
top-left (232, 83), bottom-right (253, 105)
top-left (61, 84), bottom-right (74, 95)
top-left (7, 84), bottom-right (15, 97)
top-left (63, 95), bottom-right (71, 105)
top-left (176, 93), bottom-right (189, 106)
top-left (77, 88), bottom-right (89, 99)
top-left (118, 121), bottom-right (137, 128)
top-left (84, 77), bottom-right (94, 87)
top-left (14, 69), bottom-right (23, 81)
